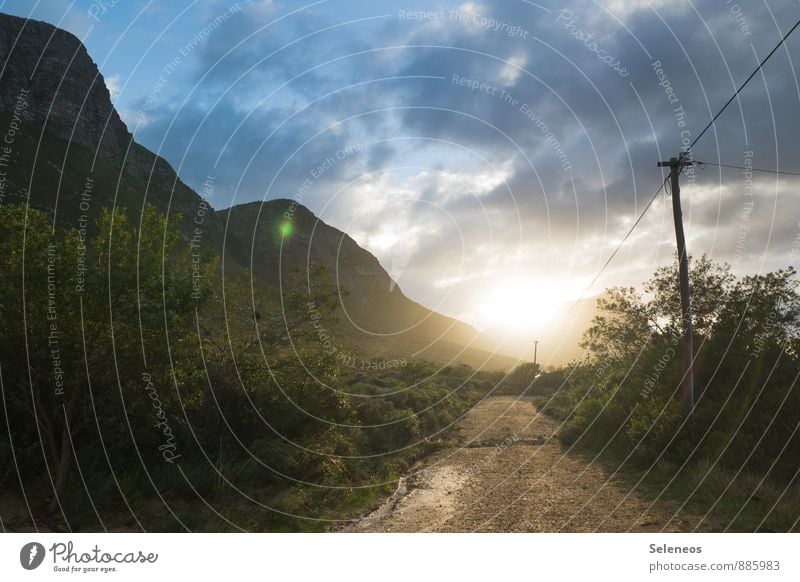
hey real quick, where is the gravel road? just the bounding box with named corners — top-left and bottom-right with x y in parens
top-left (344, 396), bottom-right (712, 532)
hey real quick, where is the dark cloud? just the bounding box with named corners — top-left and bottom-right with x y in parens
top-left (127, 0), bottom-right (800, 322)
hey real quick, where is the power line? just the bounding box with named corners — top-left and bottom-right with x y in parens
top-left (567, 18), bottom-right (800, 311)
top-left (658, 19), bottom-right (800, 417)
top-left (698, 160), bottom-right (800, 177)
top-left (569, 177), bottom-right (669, 311)
top-left (688, 18), bottom-right (800, 152)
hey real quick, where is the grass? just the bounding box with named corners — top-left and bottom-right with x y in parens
top-left (638, 459), bottom-right (800, 532)
top-left (542, 422), bottom-right (800, 532)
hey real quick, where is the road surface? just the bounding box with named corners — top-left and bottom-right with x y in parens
top-left (344, 396), bottom-right (710, 532)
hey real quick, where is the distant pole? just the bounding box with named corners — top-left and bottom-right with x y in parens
top-left (533, 340), bottom-right (538, 371)
top-left (658, 156), bottom-right (694, 417)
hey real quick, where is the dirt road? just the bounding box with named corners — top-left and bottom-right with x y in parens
top-left (345, 396), bottom-right (708, 532)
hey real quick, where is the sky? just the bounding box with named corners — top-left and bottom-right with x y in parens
top-left (3, 0), bottom-right (800, 346)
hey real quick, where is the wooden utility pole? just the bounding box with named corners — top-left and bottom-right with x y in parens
top-left (657, 156), bottom-right (694, 416)
top-left (532, 340), bottom-right (539, 371)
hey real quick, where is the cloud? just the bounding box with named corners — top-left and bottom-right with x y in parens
top-left (121, 0), bottom-right (800, 327)
top-left (105, 73), bottom-right (121, 100)
top-left (603, 0), bottom-right (678, 19)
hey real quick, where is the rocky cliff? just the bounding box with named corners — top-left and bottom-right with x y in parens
top-left (0, 12), bottom-right (220, 237)
top-left (0, 13), bottom-right (129, 157)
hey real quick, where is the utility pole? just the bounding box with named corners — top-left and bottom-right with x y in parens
top-left (532, 340), bottom-right (538, 372)
top-left (657, 155), bottom-right (694, 417)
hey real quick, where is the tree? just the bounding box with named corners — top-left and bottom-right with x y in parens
top-left (567, 255), bottom-right (800, 476)
top-left (0, 204), bottom-right (209, 514)
top-left (645, 254), bottom-right (735, 336)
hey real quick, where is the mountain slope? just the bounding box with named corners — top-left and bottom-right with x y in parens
top-left (0, 12), bottom-right (519, 371)
top-left (222, 200), bottom-right (521, 369)
top-left (0, 13), bottom-right (226, 246)
top-left (225, 201), bottom-right (478, 335)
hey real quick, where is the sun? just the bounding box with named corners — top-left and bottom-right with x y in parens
top-left (477, 278), bottom-right (574, 333)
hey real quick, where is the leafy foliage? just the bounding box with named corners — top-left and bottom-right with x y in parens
top-left (543, 255), bottom-right (800, 530)
top-left (0, 204), bottom-right (495, 531)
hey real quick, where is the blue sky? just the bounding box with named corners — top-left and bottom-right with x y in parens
top-left (3, 0), bottom-right (799, 353)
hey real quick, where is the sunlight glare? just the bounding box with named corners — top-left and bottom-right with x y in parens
top-left (478, 278), bottom-right (575, 333)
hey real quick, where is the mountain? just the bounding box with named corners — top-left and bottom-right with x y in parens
top-left (226, 200), bottom-right (480, 337)
top-left (0, 12), bottom-right (520, 371)
top-left (222, 200), bottom-right (520, 369)
top-left (0, 13), bottom-right (226, 247)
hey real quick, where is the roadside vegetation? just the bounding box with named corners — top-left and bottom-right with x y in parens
top-left (505, 256), bottom-right (800, 531)
top-left (4, 201), bottom-right (798, 532)
top-left (0, 204), bottom-right (501, 531)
